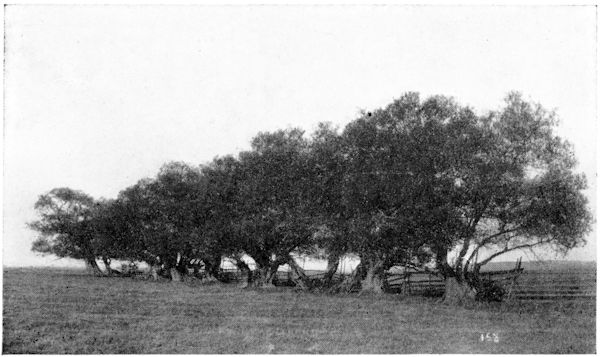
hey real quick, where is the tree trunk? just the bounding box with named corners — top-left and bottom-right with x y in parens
top-left (235, 258), bottom-right (252, 288)
top-left (163, 256), bottom-right (183, 282)
top-left (251, 265), bottom-right (277, 288)
top-left (359, 259), bottom-right (385, 294)
top-left (192, 264), bottom-right (201, 278)
top-left (322, 253), bottom-right (340, 286)
top-left (443, 277), bottom-right (476, 305)
top-left (287, 256), bottom-right (312, 290)
top-left (102, 257), bottom-right (113, 276)
top-left (101, 257), bottom-right (121, 277)
top-left (203, 256), bottom-right (229, 283)
top-left (176, 258), bottom-right (190, 277)
top-left (170, 267), bottom-right (182, 282)
top-left (435, 246), bottom-right (454, 277)
top-left (201, 271), bottom-right (219, 283)
top-left (85, 258), bottom-right (104, 276)
top-left (361, 266), bottom-right (384, 294)
top-left (332, 262), bottom-right (365, 293)
top-left (149, 264), bottom-right (161, 280)
top-left (196, 258), bottom-right (216, 283)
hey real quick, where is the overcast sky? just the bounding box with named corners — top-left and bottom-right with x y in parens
top-left (3, 5), bottom-right (596, 267)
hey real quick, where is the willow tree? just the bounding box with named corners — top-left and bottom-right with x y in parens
top-left (29, 187), bottom-right (104, 275)
top-left (116, 162), bottom-right (207, 281)
top-left (307, 123), bottom-right (349, 287)
top-left (437, 93), bottom-right (592, 303)
top-left (232, 129), bottom-right (318, 287)
top-left (315, 92), bottom-right (591, 298)
top-left (316, 94), bottom-right (470, 294)
top-left (88, 198), bottom-right (147, 276)
top-left (196, 155), bottom-right (245, 282)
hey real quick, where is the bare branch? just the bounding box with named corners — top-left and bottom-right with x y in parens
top-left (477, 239), bottom-right (553, 267)
top-left (464, 227), bottom-right (521, 268)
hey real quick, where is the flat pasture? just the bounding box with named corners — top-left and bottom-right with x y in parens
top-left (3, 268), bottom-right (596, 354)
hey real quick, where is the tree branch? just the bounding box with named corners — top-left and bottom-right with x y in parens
top-left (456, 196), bottom-right (491, 274)
top-left (476, 239), bottom-right (553, 267)
top-left (464, 227), bottom-right (521, 268)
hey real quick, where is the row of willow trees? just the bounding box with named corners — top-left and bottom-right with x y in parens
top-left (29, 92), bottom-right (592, 303)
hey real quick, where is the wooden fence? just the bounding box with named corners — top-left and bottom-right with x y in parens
top-left (386, 272), bottom-right (445, 296)
top-left (217, 267), bottom-right (596, 300)
top-left (385, 270), bottom-right (596, 300)
top-left (504, 271), bottom-right (596, 300)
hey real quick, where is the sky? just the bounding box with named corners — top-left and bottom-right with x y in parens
top-left (3, 5), bottom-right (597, 267)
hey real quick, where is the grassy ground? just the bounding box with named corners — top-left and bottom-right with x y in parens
top-left (3, 268), bottom-right (595, 354)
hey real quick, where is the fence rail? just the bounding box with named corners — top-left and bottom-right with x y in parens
top-left (385, 270), bottom-right (596, 300)
top-left (215, 267), bottom-right (595, 300)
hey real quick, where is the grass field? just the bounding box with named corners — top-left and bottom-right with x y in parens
top-left (3, 268), bottom-right (596, 354)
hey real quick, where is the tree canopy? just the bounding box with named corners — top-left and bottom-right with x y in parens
top-left (29, 187), bottom-right (104, 275)
top-left (29, 92), bottom-right (592, 299)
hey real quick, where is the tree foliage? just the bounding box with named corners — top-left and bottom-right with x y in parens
top-left (445, 93), bottom-right (592, 282)
top-left (29, 92), bottom-right (592, 297)
top-left (232, 129), bottom-right (318, 286)
top-left (114, 162), bottom-right (208, 280)
top-left (29, 188), bottom-right (104, 274)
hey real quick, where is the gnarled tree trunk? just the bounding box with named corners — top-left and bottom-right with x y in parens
top-left (85, 258), bottom-right (104, 276)
top-left (202, 256), bottom-right (230, 283)
top-left (322, 253), bottom-right (340, 286)
top-left (102, 257), bottom-right (113, 276)
top-left (359, 257), bottom-right (385, 294)
top-left (250, 265), bottom-right (278, 288)
top-left (443, 276), bottom-right (476, 305)
top-left (332, 262), bottom-right (365, 293)
top-left (235, 258), bottom-right (252, 288)
top-left (164, 257), bottom-right (182, 282)
top-left (101, 257), bottom-right (122, 277)
top-left (437, 246), bottom-right (476, 304)
top-left (149, 264), bottom-right (161, 280)
top-left (287, 256), bottom-right (312, 290)
top-left (170, 267), bottom-right (182, 282)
